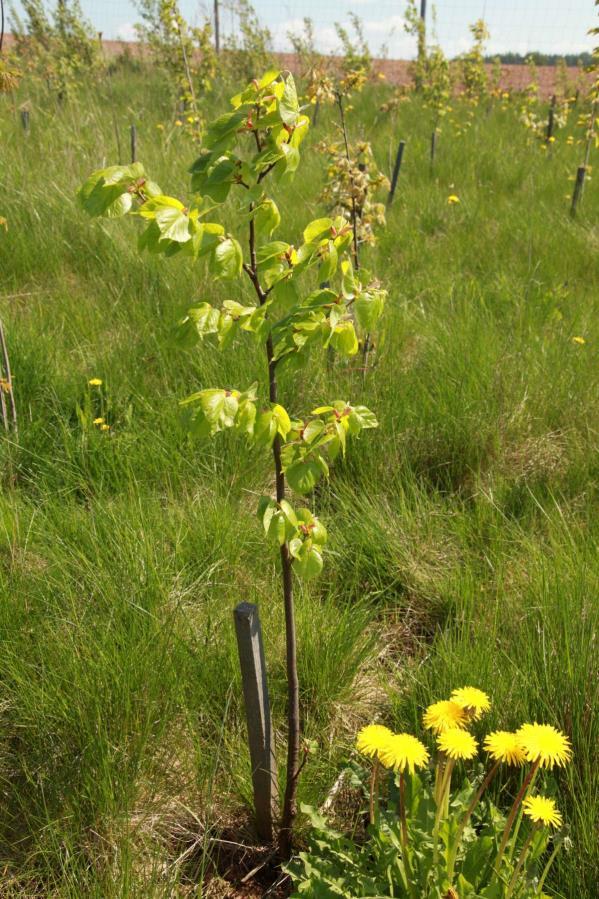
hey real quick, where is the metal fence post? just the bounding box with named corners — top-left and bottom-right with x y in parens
top-left (387, 139), bottom-right (406, 205)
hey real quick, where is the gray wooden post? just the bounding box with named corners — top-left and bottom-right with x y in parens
top-left (20, 109), bottom-right (30, 134)
top-left (130, 124), bottom-right (137, 163)
top-left (430, 129), bottom-right (437, 173)
top-left (387, 139), bottom-right (405, 205)
top-left (214, 0), bottom-right (220, 53)
top-left (233, 602), bottom-right (277, 842)
top-left (570, 165), bottom-right (586, 217)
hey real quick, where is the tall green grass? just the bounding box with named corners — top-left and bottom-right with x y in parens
top-left (0, 66), bottom-right (597, 895)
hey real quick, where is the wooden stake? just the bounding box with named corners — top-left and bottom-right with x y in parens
top-left (570, 165), bottom-right (586, 217)
top-left (430, 128), bottom-right (437, 173)
top-left (130, 124), bottom-right (137, 163)
top-left (20, 109), bottom-right (30, 134)
top-left (545, 94), bottom-right (556, 143)
top-left (233, 602), bottom-right (277, 843)
top-left (387, 139), bottom-right (406, 206)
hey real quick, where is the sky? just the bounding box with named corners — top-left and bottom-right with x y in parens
top-left (8, 1), bottom-right (598, 58)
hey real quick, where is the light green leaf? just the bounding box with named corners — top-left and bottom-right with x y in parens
top-left (279, 74), bottom-right (300, 126)
top-left (355, 291), bottom-right (386, 332)
top-left (212, 237), bottom-right (243, 280)
top-left (303, 218), bottom-right (333, 244)
top-left (294, 546), bottom-right (323, 580)
top-left (331, 321), bottom-right (359, 356)
top-left (155, 206), bottom-right (191, 243)
top-left (272, 404), bottom-right (291, 438)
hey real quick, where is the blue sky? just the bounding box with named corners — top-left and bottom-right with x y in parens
top-left (9, 1), bottom-right (598, 57)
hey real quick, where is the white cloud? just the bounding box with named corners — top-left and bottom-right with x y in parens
top-left (271, 14), bottom-right (415, 58)
top-left (115, 23), bottom-right (138, 42)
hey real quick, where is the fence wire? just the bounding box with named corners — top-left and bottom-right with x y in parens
top-left (8, 1), bottom-right (599, 58)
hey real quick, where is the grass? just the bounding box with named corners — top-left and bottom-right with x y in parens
top-left (0, 62), bottom-right (598, 896)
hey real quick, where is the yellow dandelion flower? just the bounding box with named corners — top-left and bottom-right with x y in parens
top-left (447, 194), bottom-right (460, 205)
top-left (548, 136), bottom-right (556, 144)
top-left (92, 417), bottom-right (105, 425)
top-left (572, 336), bottom-right (585, 345)
top-left (451, 687), bottom-right (491, 720)
top-left (88, 378), bottom-right (102, 387)
top-left (378, 733), bottom-right (430, 774)
top-left (523, 795), bottom-right (562, 828)
top-left (356, 724), bottom-right (393, 759)
top-left (484, 731), bottom-right (526, 766)
top-left (423, 700), bottom-right (467, 733)
top-left (100, 423), bottom-right (110, 431)
top-left (517, 723), bottom-right (572, 769)
top-left (437, 728), bottom-right (477, 760)
top-left (175, 119), bottom-right (183, 127)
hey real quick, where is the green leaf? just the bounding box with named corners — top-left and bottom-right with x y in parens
top-left (279, 143), bottom-right (300, 178)
top-left (341, 258), bottom-right (357, 299)
top-left (155, 206), bottom-right (191, 243)
top-left (254, 198), bottom-right (281, 236)
top-left (302, 420), bottom-right (325, 444)
top-left (187, 222), bottom-right (225, 259)
top-left (279, 499), bottom-right (298, 528)
top-left (204, 111), bottom-right (246, 151)
top-left (78, 163), bottom-right (146, 218)
top-left (331, 321), bottom-right (359, 356)
top-left (272, 403), bottom-right (291, 438)
top-left (175, 302), bottom-right (220, 347)
top-left (212, 237), bottom-right (243, 280)
top-left (303, 218), bottom-right (333, 244)
top-left (355, 290), bottom-right (386, 332)
top-left (257, 241), bottom-right (290, 270)
top-left (255, 410), bottom-right (277, 448)
top-left (294, 545), bottom-right (323, 580)
top-left (279, 74), bottom-right (300, 126)
top-left (286, 459), bottom-right (325, 494)
top-left (318, 240), bottom-right (338, 282)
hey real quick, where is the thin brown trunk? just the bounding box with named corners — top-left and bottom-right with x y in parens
top-left (245, 205), bottom-right (300, 859)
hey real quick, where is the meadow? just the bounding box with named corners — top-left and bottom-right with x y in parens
top-left (0, 58), bottom-right (598, 897)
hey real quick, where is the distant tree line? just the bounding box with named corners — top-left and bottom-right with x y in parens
top-left (484, 52), bottom-right (592, 66)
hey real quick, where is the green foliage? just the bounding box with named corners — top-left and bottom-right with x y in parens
top-left (460, 19), bottom-right (490, 103)
top-left (10, 0), bottom-right (101, 97)
top-left (404, 0), bottom-right (427, 91)
top-left (291, 781), bottom-right (562, 897)
top-left (335, 13), bottom-right (372, 81)
top-left (2, 54), bottom-right (599, 898)
top-left (135, 0), bottom-right (216, 138)
top-left (404, 2), bottom-right (451, 117)
top-left (78, 69), bottom-right (385, 585)
top-left (221, 0), bottom-right (273, 83)
top-left (319, 142), bottom-right (390, 247)
top-left (290, 743), bottom-right (566, 899)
